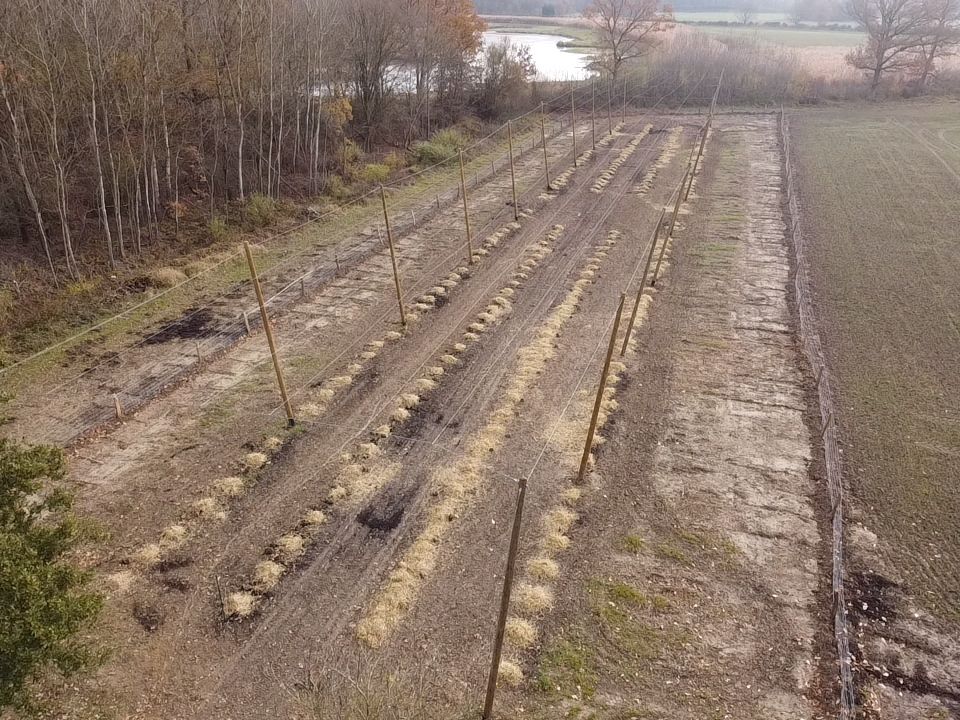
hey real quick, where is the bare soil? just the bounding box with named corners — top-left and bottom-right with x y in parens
top-left (22, 113), bottom-right (839, 720)
top-left (790, 102), bottom-right (960, 719)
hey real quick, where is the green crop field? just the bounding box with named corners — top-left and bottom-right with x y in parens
top-left (790, 101), bottom-right (960, 626)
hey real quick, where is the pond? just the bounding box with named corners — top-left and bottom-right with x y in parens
top-left (482, 31), bottom-right (593, 82)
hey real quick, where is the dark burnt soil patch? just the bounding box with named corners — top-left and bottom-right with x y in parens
top-left (356, 485), bottom-right (415, 534)
top-left (144, 307), bottom-right (217, 344)
top-left (133, 602), bottom-right (164, 632)
top-left (848, 571), bottom-right (899, 623)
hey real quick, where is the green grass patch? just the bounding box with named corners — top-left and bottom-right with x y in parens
top-left (537, 636), bottom-right (598, 699)
top-left (621, 533), bottom-right (646, 554)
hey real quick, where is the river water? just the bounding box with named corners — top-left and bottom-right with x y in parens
top-left (481, 31), bottom-right (592, 81)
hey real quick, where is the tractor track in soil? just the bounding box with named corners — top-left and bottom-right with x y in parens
top-left (60, 116), bottom-right (694, 719)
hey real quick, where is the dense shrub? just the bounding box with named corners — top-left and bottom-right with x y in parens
top-left (209, 215), bottom-right (230, 242)
top-left (413, 127), bottom-right (470, 166)
top-left (242, 194), bottom-right (278, 229)
top-left (360, 163), bottom-right (391, 185)
top-left (0, 440), bottom-right (103, 712)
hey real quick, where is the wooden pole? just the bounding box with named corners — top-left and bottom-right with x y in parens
top-left (540, 102), bottom-right (551, 190)
top-left (243, 241), bottom-right (295, 426)
top-left (459, 150), bottom-right (474, 263)
top-left (591, 80), bottom-right (596, 150)
top-left (380, 186), bottom-right (407, 327)
top-left (667, 169), bottom-right (688, 239)
top-left (481, 475), bottom-right (529, 720)
top-left (620, 211), bottom-right (665, 356)
top-left (686, 121), bottom-right (710, 201)
top-left (577, 294), bottom-right (626, 484)
top-left (571, 92), bottom-right (578, 166)
top-left (507, 121), bottom-right (519, 221)
top-left (606, 80), bottom-right (613, 135)
top-left (621, 78), bottom-right (627, 124)
top-left (652, 177), bottom-right (687, 288)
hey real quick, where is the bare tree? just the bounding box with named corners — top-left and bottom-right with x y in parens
top-left (584, 0), bottom-right (670, 82)
top-left (0, 0), bottom-right (492, 288)
top-left (913, 0), bottom-right (960, 85)
top-left (738, 1), bottom-right (757, 24)
top-left (846, 0), bottom-right (929, 89)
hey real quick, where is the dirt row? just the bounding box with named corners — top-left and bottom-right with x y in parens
top-left (54, 114), bottom-right (690, 719)
top-left (41, 113), bottom-right (842, 720)
top-left (9, 115), bottom-right (577, 446)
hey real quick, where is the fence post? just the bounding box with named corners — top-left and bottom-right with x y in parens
top-left (577, 294), bottom-right (626, 483)
top-left (571, 92), bottom-right (578, 167)
top-left (380, 186), bottom-right (407, 328)
top-left (666, 169), bottom-right (689, 239)
top-left (606, 81), bottom-right (613, 135)
top-left (540, 102), bottom-right (551, 190)
top-left (621, 211), bottom-right (665, 356)
top-left (481, 475), bottom-right (529, 720)
top-left (621, 78), bottom-right (627, 124)
top-left (591, 80), bottom-right (597, 150)
top-left (243, 240), bottom-right (295, 426)
top-left (459, 150), bottom-right (474, 263)
top-left (686, 121), bottom-right (710, 201)
top-left (652, 176), bottom-right (687, 288)
top-left (507, 121), bottom-right (519, 221)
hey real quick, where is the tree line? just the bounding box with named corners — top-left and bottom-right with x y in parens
top-left (0, 0), bottom-right (542, 287)
top-left (846, 0), bottom-right (960, 89)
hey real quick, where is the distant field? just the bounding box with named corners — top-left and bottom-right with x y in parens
top-left (696, 23), bottom-right (862, 47)
top-left (790, 102), bottom-right (960, 625)
top-left (485, 20), bottom-right (600, 48)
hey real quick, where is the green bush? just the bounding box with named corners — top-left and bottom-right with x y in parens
top-left (382, 151), bottom-right (406, 171)
top-left (325, 175), bottom-right (350, 202)
top-left (413, 127), bottom-right (471, 167)
top-left (242, 194), bottom-right (277, 229)
top-left (209, 215), bottom-right (230, 242)
top-left (339, 139), bottom-right (363, 180)
top-left (0, 440), bottom-right (103, 712)
top-left (360, 163), bottom-right (391, 185)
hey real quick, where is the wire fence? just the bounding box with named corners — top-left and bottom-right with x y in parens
top-left (780, 108), bottom-right (856, 720)
top-left (14, 85), bottom-right (638, 443)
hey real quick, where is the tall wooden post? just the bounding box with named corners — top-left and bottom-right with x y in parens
top-left (577, 294), bottom-right (625, 483)
top-left (379, 186), bottom-right (407, 327)
top-left (459, 150), bottom-right (474, 263)
top-left (621, 78), bottom-right (627, 124)
top-left (606, 80), bottom-right (613, 135)
top-left (507, 121), bottom-right (519, 221)
top-left (481, 475), bottom-right (529, 720)
top-left (243, 241), bottom-right (295, 426)
top-left (621, 211), bottom-right (665, 356)
top-left (686, 120), bottom-right (710, 201)
top-left (667, 169), bottom-right (688, 239)
top-left (591, 80), bottom-right (597, 150)
top-left (540, 102), bottom-right (551, 190)
top-left (571, 92), bottom-right (578, 166)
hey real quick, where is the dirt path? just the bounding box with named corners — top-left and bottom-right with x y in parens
top-left (489, 115), bottom-right (830, 719)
